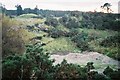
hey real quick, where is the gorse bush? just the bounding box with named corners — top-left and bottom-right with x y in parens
top-left (54, 59), bottom-right (87, 80)
top-left (103, 66), bottom-right (120, 80)
top-left (47, 28), bottom-right (68, 38)
top-left (100, 34), bottom-right (120, 47)
top-left (71, 31), bottom-right (91, 51)
top-left (2, 44), bottom-right (119, 80)
top-left (59, 16), bottom-right (80, 29)
top-left (2, 44), bottom-right (55, 80)
top-left (45, 17), bottom-right (59, 27)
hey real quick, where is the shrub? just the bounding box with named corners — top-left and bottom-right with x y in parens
top-left (103, 66), bottom-right (120, 80)
top-left (45, 17), bottom-right (59, 27)
top-left (92, 74), bottom-right (110, 80)
top-left (2, 44), bottom-right (55, 80)
top-left (47, 29), bottom-right (67, 38)
top-left (65, 29), bottom-right (79, 37)
top-left (71, 32), bottom-right (91, 51)
top-left (54, 59), bottom-right (87, 80)
top-left (100, 34), bottom-right (120, 47)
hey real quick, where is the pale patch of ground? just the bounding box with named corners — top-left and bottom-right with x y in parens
top-left (50, 52), bottom-right (120, 73)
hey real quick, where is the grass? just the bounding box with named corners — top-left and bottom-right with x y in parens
top-left (42, 37), bottom-right (80, 53)
top-left (18, 29), bottom-right (37, 44)
top-left (14, 18), bottom-right (45, 26)
top-left (56, 25), bottom-right (70, 32)
top-left (78, 28), bottom-right (118, 38)
top-left (17, 14), bottom-right (38, 18)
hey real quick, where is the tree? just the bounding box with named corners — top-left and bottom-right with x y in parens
top-left (34, 5), bottom-right (39, 15)
top-left (101, 3), bottom-right (112, 13)
top-left (0, 3), bottom-right (6, 17)
top-left (15, 5), bottom-right (23, 16)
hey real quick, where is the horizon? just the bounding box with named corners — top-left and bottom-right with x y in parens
top-left (0, 0), bottom-right (119, 13)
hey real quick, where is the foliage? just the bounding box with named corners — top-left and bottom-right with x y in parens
top-left (2, 43), bottom-right (119, 80)
top-left (45, 17), bottom-right (59, 27)
top-left (2, 44), bottom-right (55, 80)
top-left (54, 59), bottom-right (87, 80)
top-left (100, 34), bottom-right (120, 47)
top-left (15, 5), bottom-right (23, 16)
top-left (65, 29), bottom-right (79, 37)
top-left (103, 66), bottom-right (120, 80)
top-left (47, 28), bottom-right (67, 38)
top-left (71, 31), bottom-right (91, 51)
top-left (59, 16), bottom-right (80, 29)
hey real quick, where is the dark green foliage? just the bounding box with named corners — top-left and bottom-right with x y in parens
top-left (65, 29), bottom-right (79, 37)
top-left (15, 5), bottom-right (23, 16)
top-left (2, 44), bottom-right (119, 80)
top-left (2, 54), bottom-right (33, 80)
top-left (59, 16), bottom-right (69, 25)
top-left (81, 12), bottom-right (119, 31)
top-left (92, 73), bottom-right (111, 80)
top-left (54, 59), bottom-right (87, 80)
top-left (34, 23), bottom-right (39, 27)
top-left (70, 11), bottom-right (80, 17)
top-left (99, 34), bottom-right (119, 60)
top-left (45, 17), bottom-right (59, 27)
top-left (71, 32), bottom-right (91, 51)
top-left (2, 44), bottom-right (55, 80)
top-left (33, 6), bottom-right (39, 15)
top-left (103, 66), bottom-right (114, 76)
top-left (47, 29), bottom-right (67, 38)
top-left (65, 18), bottom-right (80, 29)
top-left (26, 25), bottom-right (34, 31)
top-left (103, 66), bottom-right (120, 80)
top-left (100, 34), bottom-right (120, 47)
top-left (85, 62), bottom-right (95, 72)
top-left (59, 16), bottom-right (80, 29)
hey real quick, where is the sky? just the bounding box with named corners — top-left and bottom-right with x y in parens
top-left (0, 0), bottom-right (119, 13)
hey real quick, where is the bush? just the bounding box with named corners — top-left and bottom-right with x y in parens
top-left (100, 34), bottom-right (120, 47)
top-left (103, 66), bottom-right (120, 80)
top-left (2, 44), bottom-right (55, 80)
top-left (92, 74), bottom-right (110, 80)
top-left (45, 17), bottom-right (59, 27)
top-left (3, 46), bottom-right (119, 80)
top-left (54, 59), bottom-right (87, 80)
top-left (65, 29), bottom-right (79, 37)
top-left (47, 29), bottom-right (67, 38)
top-left (71, 32), bottom-right (91, 51)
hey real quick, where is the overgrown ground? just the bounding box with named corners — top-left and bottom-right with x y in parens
top-left (2, 13), bottom-right (119, 73)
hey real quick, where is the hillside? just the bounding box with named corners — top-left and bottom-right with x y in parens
top-left (2, 10), bottom-right (120, 80)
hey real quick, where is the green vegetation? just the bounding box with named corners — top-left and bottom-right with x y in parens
top-left (2, 7), bottom-right (120, 79)
top-left (17, 14), bottom-right (38, 18)
top-left (2, 44), bottom-right (119, 80)
top-left (42, 37), bottom-right (79, 53)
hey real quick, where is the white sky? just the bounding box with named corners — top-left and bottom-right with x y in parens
top-left (0, 0), bottom-right (119, 13)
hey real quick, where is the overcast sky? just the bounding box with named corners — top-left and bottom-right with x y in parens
top-left (0, 0), bottom-right (119, 13)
